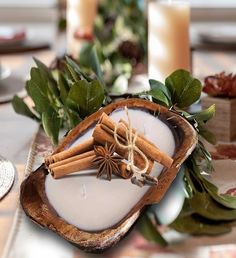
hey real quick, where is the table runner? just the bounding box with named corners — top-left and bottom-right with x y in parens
top-left (2, 127), bottom-right (236, 258)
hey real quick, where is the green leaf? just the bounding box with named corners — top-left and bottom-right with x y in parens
top-left (202, 177), bottom-right (236, 209)
top-left (28, 67), bottom-right (48, 96)
top-left (109, 74), bottom-right (128, 95)
top-left (189, 104), bottom-right (215, 123)
top-left (165, 69), bottom-right (202, 108)
top-left (137, 214), bottom-right (167, 247)
top-left (34, 57), bottom-right (59, 97)
top-left (65, 63), bottom-right (81, 82)
top-left (198, 122), bottom-right (217, 145)
top-left (149, 79), bottom-right (172, 101)
top-left (26, 79), bottom-right (50, 113)
top-left (79, 42), bottom-right (94, 67)
top-left (42, 107), bottom-right (61, 145)
top-left (149, 88), bottom-right (170, 107)
top-left (12, 95), bottom-right (39, 121)
top-left (79, 44), bottom-right (105, 87)
top-left (67, 109), bottom-right (81, 129)
top-left (65, 56), bottom-right (92, 82)
top-left (58, 72), bottom-right (70, 104)
top-left (90, 45), bottom-right (105, 86)
top-left (34, 57), bottom-right (52, 78)
top-left (190, 192), bottom-right (236, 221)
top-left (68, 80), bottom-right (104, 118)
top-left (170, 214), bottom-right (231, 235)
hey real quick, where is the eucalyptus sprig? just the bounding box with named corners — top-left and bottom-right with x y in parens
top-left (12, 53), bottom-right (107, 145)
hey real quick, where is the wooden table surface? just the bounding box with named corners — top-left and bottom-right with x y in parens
top-left (1, 46), bottom-right (236, 258)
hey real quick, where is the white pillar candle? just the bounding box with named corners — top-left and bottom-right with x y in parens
top-left (45, 108), bottom-right (176, 231)
top-left (148, 0), bottom-right (190, 82)
top-left (66, 0), bottom-right (98, 57)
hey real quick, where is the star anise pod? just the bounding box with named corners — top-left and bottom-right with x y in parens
top-left (93, 144), bottom-right (123, 181)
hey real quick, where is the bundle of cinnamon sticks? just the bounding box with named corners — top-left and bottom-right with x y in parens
top-left (45, 113), bottom-right (173, 180)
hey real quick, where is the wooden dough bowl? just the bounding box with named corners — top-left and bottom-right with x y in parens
top-left (20, 99), bottom-right (197, 252)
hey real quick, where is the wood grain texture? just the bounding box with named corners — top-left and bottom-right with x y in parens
top-left (202, 96), bottom-right (236, 142)
top-left (20, 99), bottom-right (197, 252)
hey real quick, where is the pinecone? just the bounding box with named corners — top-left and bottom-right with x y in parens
top-left (203, 72), bottom-right (236, 97)
top-left (118, 40), bottom-right (143, 65)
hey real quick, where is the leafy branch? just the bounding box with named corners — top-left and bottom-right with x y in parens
top-left (12, 55), bottom-right (106, 145)
top-left (138, 70), bottom-right (236, 244)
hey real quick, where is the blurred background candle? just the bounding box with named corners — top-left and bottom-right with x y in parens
top-left (148, 0), bottom-right (190, 82)
top-left (66, 0), bottom-right (98, 57)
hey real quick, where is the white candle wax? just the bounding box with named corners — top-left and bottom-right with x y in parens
top-left (148, 0), bottom-right (190, 82)
top-left (45, 109), bottom-right (176, 231)
top-left (66, 0), bottom-right (98, 57)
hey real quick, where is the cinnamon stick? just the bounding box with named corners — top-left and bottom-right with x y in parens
top-left (48, 149), bottom-right (139, 180)
top-left (94, 113), bottom-right (173, 168)
top-left (48, 150), bottom-right (95, 169)
top-left (45, 138), bottom-right (94, 165)
top-left (49, 152), bottom-right (96, 179)
top-left (93, 124), bottom-right (154, 172)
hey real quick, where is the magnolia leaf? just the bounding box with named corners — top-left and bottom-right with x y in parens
top-left (137, 214), bottom-right (167, 247)
top-left (42, 107), bottom-right (61, 145)
top-left (68, 80), bottom-right (104, 118)
top-left (12, 95), bottom-right (39, 121)
top-left (165, 69), bottom-right (202, 108)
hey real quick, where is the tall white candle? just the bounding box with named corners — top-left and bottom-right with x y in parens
top-left (148, 0), bottom-right (190, 82)
top-left (66, 0), bottom-right (98, 57)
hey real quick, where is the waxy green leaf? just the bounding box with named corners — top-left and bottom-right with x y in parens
top-left (68, 80), bottom-right (104, 118)
top-left (190, 192), bottom-right (236, 221)
top-left (165, 69), bottom-right (202, 108)
top-left (138, 214), bottom-right (167, 247)
top-left (189, 104), bottom-right (215, 123)
top-left (26, 78), bottom-right (50, 114)
top-left (58, 72), bottom-right (70, 104)
top-left (202, 178), bottom-right (236, 209)
top-left (12, 95), bottom-right (39, 121)
top-left (170, 214), bottom-right (231, 235)
top-left (42, 107), bottom-right (61, 145)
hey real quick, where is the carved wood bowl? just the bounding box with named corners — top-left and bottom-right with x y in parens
top-left (20, 99), bottom-right (197, 252)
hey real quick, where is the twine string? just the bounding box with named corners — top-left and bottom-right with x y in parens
top-left (114, 107), bottom-right (149, 178)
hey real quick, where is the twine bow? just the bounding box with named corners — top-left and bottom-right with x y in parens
top-left (114, 107), bottom-right (149, 180)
